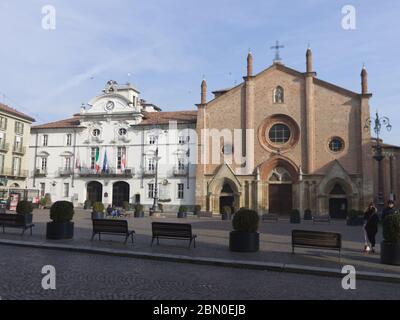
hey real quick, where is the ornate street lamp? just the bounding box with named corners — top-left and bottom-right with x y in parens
top-left (364, 111), bottom-right (392, 213)
top-left (151, 146), bottom-right (162, 212)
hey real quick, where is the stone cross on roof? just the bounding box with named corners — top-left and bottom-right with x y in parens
top-left (270, 40), bottom-right (284, 63)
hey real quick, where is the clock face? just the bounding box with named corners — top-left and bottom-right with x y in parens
top-left (105, 101), bottom-right (115, 111)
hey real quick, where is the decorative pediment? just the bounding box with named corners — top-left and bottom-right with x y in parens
top-left (208, 163), bottom-right (241, 195)
top-left (318, 160), bottom-right (358, 196)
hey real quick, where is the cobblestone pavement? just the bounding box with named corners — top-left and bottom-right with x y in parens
top-left (0, 209), bottom-right (400, 275)
top-left (0, 245), bottom-right (399, 300)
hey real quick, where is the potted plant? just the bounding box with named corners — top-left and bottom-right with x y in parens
top-left (381, 214), bottom-right (400, 265)
top-left (158, 203), bottom-right (164, 213)
top-left (16, 200), bottom-right (33, 225)
top-left (347, 209), bottom-right (364, 226)
top-left (134, 204), bottom-right (144, 218)
top-left (193, 205), bottom-right (201, 216)
top-left (304, 209), bottom-right (312, 221)
top-left (39, 197), bottom-right (47, 210)
top-left (122, 201), bottom-right (130, 211)
top-left (290, 209), bottom-right (301, 224)
top-left (221, 206), bottom-right (232, 220)
top-left (177, 205), bottom-right (188, 219)
top-left (229, 208), bottom-right (260, 252)
top-left (91, 202), bottom-right (105, 220)
top-left (43, 193), bottom-right (52, 209)
top-left (84, 200), bottom-right (92, 210)
top-left (46, 201), bottom-right (74, 240)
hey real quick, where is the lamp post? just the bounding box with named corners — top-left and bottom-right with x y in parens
top-left (151, 146), bottom-right (162, 212)
top-left (364, 111), bottom-right (392, 213)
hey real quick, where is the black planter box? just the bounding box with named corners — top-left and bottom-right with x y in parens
top-left (91, 212), bottom-right (104, 220)
top-left (177, 212), bottom-right (187, 219)
top-left (17, 213), bottom-right (33, 225)
top-left (134, 211), bottom-right (144, 218)
top-left (290, 217), bottom-right (301, 224)
top-left (381, 241), bottom-right (400, 266)
top-left (229, 231), bottom-right (259, 252)
top-left (346, 217), bottom-right (364, 226)
top-left (303, 212), bottom-right (312, 221)
top-left (221, 213), bottom-right (231, 221)
top-left (46, 222), bottom-right (74, 240)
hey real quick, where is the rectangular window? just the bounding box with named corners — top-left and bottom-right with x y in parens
top-left (0, 132), bottom-right (5, 148)
top-left (177, 183), bottom-right (184, 199)
top-left (63, 183), bottom-right (70, 198)
top-left (14, 136), bottom-right (23, 151)
top-left (42, 135), bottom-right (48, 147)
top-left (117, 147), bottom-right (126, 170)
top-left (41, 157), bottom-right (47, 170)
top-left (0, 117), bottom-right (7, 130)
top-left (178, 158), bottom-right (185, 171)
top-left (148, 158), bottom-right (155, 172)
top-left (12, 157), bottom-right (21, 175)
top-left (149, 135), bottom-right (156, 145)
top-left (40, 183), bottom-right (46, 197)
top-left (65, 157), bottom-right (71, 169)
top-left (148, 183), bottom-right (154, 199)
top-left (91, 147), bottom-right (99, 169)
top-left (66, 134), bottom-right (72, 146)
top-left (15, 122), bottom-right (24, 135)
top-left (0, 154), bottom-right (4, 174)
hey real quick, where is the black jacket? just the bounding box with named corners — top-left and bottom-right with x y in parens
top-left (364, 208), bottom-right (379, 234)
top-left (381, 207), bottom-right (397, 221)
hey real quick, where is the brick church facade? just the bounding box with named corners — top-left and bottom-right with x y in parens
top-left (195, 48), bottom-right (399, 217)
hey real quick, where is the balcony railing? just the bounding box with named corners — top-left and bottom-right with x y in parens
top-left (13, 145), bottom-right (26, 155)
top-left (34, 168), bottom-right (48, 177)
top-left (0, 142), bottom-right (9, 152)
top-left (78, 167), bottom-right (134, 178)
top-left (0, 168), bottom-right (28, 178)
top-left (59, 167), bottom-right (74, 177)
top-left (143, 168), bottom-right (156, 176)
top-left (173, 166), bottom-right (188, 176)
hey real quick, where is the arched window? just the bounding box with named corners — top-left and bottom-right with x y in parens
top-left (274, 86), bottom-right (284, 103)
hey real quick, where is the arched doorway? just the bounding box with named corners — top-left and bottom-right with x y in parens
top-left (113, 181), bottom-right (130, 207)
top-left (328, 183), bottom-right (348, 219)
top-left (219, 183), bottom-right (235, 214)
top-left (87, 181), bottom-right (103, 203)
top-left (268, 166), bottom-right (293, 215)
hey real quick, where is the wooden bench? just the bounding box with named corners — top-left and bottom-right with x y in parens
top-left (262, 214), bottom-right (278, 222)
top-left (151, 222), bottom-right (197, 248)
top-left (91, 219), bottom-right (135, 244)
top-left (313, 215), bottom-right (331, 224)
top-left (0, 214), bottom-right (35, 235)
top-left (292, 229), bottom-right (341, 258)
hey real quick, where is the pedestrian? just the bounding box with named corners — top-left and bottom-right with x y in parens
top-left (381, 200), bottom-right (397, 221)
top-left (106, 205), bottom-right (113, 216)
top-left (363, 203), bottom-right (379, 254)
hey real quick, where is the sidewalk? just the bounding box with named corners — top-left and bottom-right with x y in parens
top-left (1, 209), bottom-right (399, 283)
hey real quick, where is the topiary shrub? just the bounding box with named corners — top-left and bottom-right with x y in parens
top-left (194, 205), bottom-right (201, 215)
top-left (232, 208), bottom-right (259, 233)
top-left (84, 200), bottom-right (92, 210)
top-left (40, 197), bottom-right (47, 207)
top-left (135, 203), bottom-right (144, 212)
top-left (16, 200), bottom-right (33, 215)
top-left (122, 201), bottom-right (130, 211)
top-left (93, 202), bottom-right (104, 213)
top-left (222, 206), bottom-right (232, 215)
top-left (383, 214), bottom-right (400, 243)
top-left (50, 201), bottom-right (74, 223)
top-left (348, 209), bottom-right (363, 219)
top-left (178, 205), bottom-right (188, 213)
top-left (304, 209), bottom-right (312, 220)
top-left (44, 193), bottom-right (52, 208)
top-left (290, 209), bottom-right (301, 223)
top-left (158, 203), bottom-right (164, 212)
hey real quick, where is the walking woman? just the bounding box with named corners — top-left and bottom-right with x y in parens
top-left (363, 203), bottom-right (379, 253)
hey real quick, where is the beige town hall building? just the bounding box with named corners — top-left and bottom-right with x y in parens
top-left (195, 48), bottom-right (398, 217)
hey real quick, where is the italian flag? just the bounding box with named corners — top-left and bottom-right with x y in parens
top-left (95, 148), bottom-right (100, 172)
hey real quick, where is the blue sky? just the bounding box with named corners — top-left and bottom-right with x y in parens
top-left (0, 0), bottom-right (399, 144)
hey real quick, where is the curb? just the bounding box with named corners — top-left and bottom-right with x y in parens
top-left (0, 239), bottom-right (399, 284)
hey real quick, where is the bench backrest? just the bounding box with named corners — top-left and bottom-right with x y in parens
top-left (0, 214), bottom-right (21, 224)
top-left (92, 219), bottom-right (128, 234)
top-left (152, 222), bottom-right (192, 238)
top-left (292, 230), bottom-right (341, 249)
